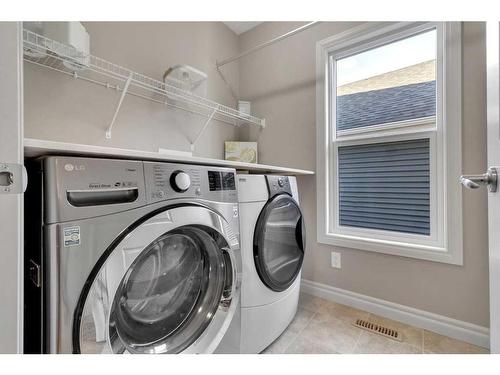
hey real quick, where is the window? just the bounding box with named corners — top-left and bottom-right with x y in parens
top-left (316, 22), bottom-right (463, 264)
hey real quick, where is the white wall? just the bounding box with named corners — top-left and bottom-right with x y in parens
top-left (24, 22), bottom-right (241, 159)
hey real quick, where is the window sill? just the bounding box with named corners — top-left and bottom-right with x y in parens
top-left (317, 231), bottom-right (463, 265)
top-left (336, 116), bottom-right (436, 141)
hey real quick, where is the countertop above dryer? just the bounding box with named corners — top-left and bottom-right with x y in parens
top-left (24, 138), bottom-right (315, 176)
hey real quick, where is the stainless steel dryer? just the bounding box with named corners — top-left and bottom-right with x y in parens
top-left (24, 156), bottom-right (241, 354)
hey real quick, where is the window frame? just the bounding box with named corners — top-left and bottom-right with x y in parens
top-left (316, 22), bottom-right (463, 265)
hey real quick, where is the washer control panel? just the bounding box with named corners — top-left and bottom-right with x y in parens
top-left (170, 170), bottom-right (191, 192)
top-left (208, 170), bottom-right (236, 191)
top-left (144, 162), bottom-right (237, 203)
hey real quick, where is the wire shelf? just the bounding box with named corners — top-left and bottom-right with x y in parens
top-left (22, 29), bottom-right (265, 140)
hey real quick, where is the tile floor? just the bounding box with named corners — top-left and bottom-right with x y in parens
top-left (262, 293), bottom-right (489, 354)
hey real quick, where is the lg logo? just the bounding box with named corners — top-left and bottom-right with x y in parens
top-left (64, 164), bottom-right (85, 172)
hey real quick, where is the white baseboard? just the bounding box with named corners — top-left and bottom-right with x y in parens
top-left (300, 279), bottom-right (490, 349)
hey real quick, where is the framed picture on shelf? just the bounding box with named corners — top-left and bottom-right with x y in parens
top-left (225, 141), bottom-right (258, 163)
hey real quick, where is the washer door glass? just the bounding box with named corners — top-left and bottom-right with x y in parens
top-left (77, 217), bottom-right (234, 354)
top-left (253, 194), bottom-right (306, 292)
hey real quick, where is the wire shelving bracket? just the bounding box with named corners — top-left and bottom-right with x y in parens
top-left (106, 72), bottom-right (133, 139)
top-left (22, 29), bottom-right (266, 142)
top-left (190, 108), bottom-right (218, 152)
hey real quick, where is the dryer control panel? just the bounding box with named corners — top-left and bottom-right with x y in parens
top-left (266, 175), bottom-right (292, 198)
top-left (144, 162), bottom-right (237, 204)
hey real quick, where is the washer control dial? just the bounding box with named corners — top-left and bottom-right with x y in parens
top-left (170, 171), bottom-right (191, 192)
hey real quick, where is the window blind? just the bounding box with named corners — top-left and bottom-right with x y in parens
top-left (338, 138), bottom-right (430, 235)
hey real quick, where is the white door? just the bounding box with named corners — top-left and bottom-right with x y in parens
top-left (0, 22), bottom-right (24, 353)
top-left (460, 22), bottom-right (500, 354)
top-left (487, 22), bottom-right (500, 354)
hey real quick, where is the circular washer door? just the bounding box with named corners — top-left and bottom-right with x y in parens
top-left (253, 194), bottom-right (306, 292)
top-left (74, 205), bottom-right (238, 354)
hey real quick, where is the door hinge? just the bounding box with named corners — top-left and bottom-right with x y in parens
top-left (0, 162), bottom-right (27, 194)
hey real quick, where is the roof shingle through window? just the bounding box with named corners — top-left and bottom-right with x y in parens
top-left (337, 80), bottom-right (436, 131)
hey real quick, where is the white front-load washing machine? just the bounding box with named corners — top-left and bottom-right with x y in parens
top-left (237, 175), bottom-right (305, 353)
top-left (24, 156), bottom-right (241, 354)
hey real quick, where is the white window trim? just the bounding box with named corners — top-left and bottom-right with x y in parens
top-left (316, 22), bottom-right (463, 265)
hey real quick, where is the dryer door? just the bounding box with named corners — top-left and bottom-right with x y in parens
top-left (253, 194), bottom-right (306, 292)
top-left (74, 205), bottom-right (238, 354)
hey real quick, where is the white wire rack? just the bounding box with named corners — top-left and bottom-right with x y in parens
top-left (22, 29), bottom-right (265, 144)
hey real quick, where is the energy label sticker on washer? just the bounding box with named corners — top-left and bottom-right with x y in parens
top-left (63, 226), bottom-right (81, 247)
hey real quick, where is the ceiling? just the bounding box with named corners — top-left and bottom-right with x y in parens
top-left (223, 22), bottom-right (262, 35)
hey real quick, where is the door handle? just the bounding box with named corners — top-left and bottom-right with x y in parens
top-left (460, 167), bottom-right (498, 192)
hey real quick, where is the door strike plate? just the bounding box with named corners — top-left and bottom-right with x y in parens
top-left (0, 163), bottom-right (27, 194)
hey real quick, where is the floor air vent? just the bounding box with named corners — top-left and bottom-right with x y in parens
top-left (353, 319), bottom-right (402, 341)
